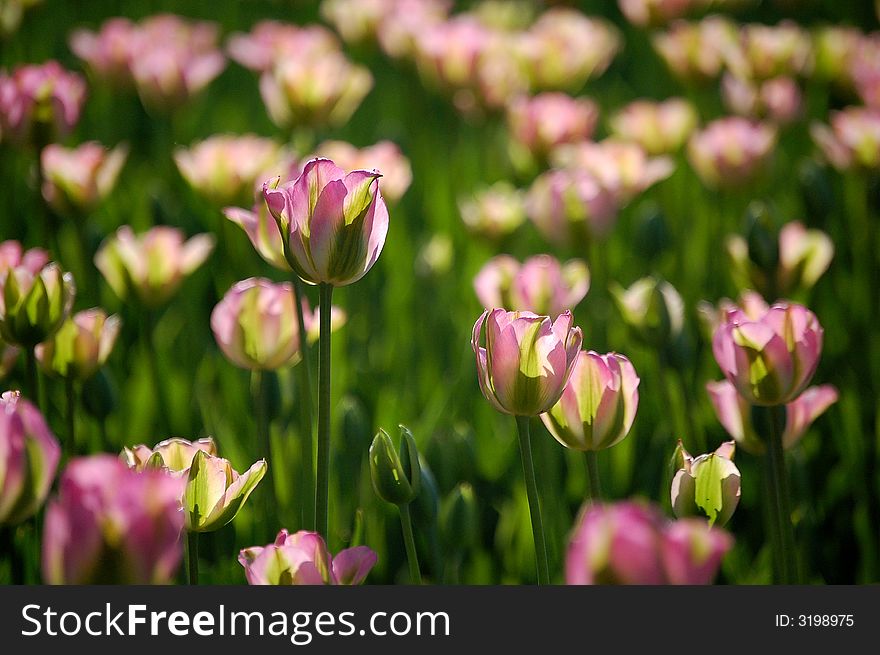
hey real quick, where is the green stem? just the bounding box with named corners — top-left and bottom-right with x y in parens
top-left (143, 309), bottom-right (172, 435)
top-left (316, 282), bottom-right (333, 539)
top-left (398, 503), bottom-right (421, 584)
top-left (584, 451), bottom-right (602, 501)
top-left (24, 348), bottom-right (39, 411)
top-left (292, 279), bottom-right (315, 531)
top-left (253, 369), bottom-right (277, 535)
top-left (64, 378), bottom-right (76, 456)
top-left (515, 415), bottom-right (550, 585)
top-left (185, 531), bottom-right (199, 585)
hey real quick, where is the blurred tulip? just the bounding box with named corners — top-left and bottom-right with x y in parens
top-left (811, 26), bottom-right (863, 85)
top-left (707, 379), bottom-right (838, 454)
top-left (260, 51), bottom-right (372, 129)
top-left (42, 454), bottom-right (184, 584)
top-left (0, 340), bottom-right (18, 379)
top-left (0, 262), bottom-right (75, 347)
top-left (175, 135), bottom-right (294, 207)
top-left (609, 98), bottom-right (698, 155)
top-left (35, 308), bottom-right (120, 381)
top-left (70, 17), bottom-right (139, 86)
top-left (183, 449), bottom-right (266, 533)
top-left (671, 441), bottom-right (741, 526)
top-left (263, 158), bottom-right (389, 287)
top-left (223, 201), bottom-right (290, 272)
top-left (541, 351), bottom-right (640, 452)
top-left (414, 17), bottom-right (496, 92)
top-left (0, 60), bottom-right (85, 148)
top-left (0, 240), bottom-right (49, 275)
top-left (697, 290), bottom-right (768, 341)
top-left (226, 21), bottom-right (339, 73)
top-left (122, 436), bottom-right (217, 474)
top-left (611, 277), bottom-right (685, 349)
top-left (811, 106), bottom-right (880, 171)
top-left (211, 278), bottom-right (301, 371)
top-left (727, 21), bottom-right (813, 81)
top-left (618, 0), bottom-right (697, 28)
top-left (321, 0), bottom-right (392, 45)
top-left (239, 529), bottom-right (377, 585)
top-left (687, 117), bottom-right (777, 188)
top-left (660, 518), bottom-right (734, 584)
top-left (301, 298), bottom-right (348, 345)
top-left (471, 308), bottom-right (582, 416)
top-left (475, 254), bottom-right (589, 317)
top-left (309, 140), bottom-right (412, 203)
top-left (376, 0), bottom-right (451, 59)
top-left (0, 0), bottom-right (42, 38)
top-left (722, 74), bottom-right (803, 124)
top-left (0, 390), bottom-right (60, 526)
top-left (652, 16), bottom-right (738, 82)
top-left (40, 142), bottom-right (128, 217)
top-left (852, 36), bottom-right (880, 109)
top-left (95, 226), bottom-right (214, 307)
top-left (712, 302), bottom-right (823, 406)
top-left (370, 425), bottom-right (421, 506)
top-left (459, 182), bottom-right (526, 239)
top-left (506, 93), bottom-right (599, 164)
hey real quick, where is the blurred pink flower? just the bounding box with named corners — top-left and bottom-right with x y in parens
top-left (0, 240), bottom-right (49, 276)
top-left (811, 106), bottom-right (880, 170)
top-left (618, 0), bottom-right (698, 28)
top-left (660, 518), bottom-right (734, 585)
top-left (652, 16), bottom-right (738, 82)
top-left (506, 92), bottom-right (599, 163)
top-left (459, 181), bottom-right (526, 239)
top-left (41, 141), bottom-right (128, 216)
top-left (309, 140), bottom-right (412, 203)
top-left (35, 308), bottom-right (121, 381)
top-left (721, 74), bottom-right (803, 124)
top-left (811, 25), bottom-right (863, 85)
top-left (227, 21), bottom-right (339, 73)
top-left (726, 21), bottom-right (813, 81)
top-left (376, 0), bottom-right (452, 59)
top-left (687, 117), bottom-right (777, 188)
top-left (609, 98), bottom-right (697, 155)
top-left (697, 290), bottom-right (769, 341)
top-left (851, 35), bottom-right (880, 108)
top-left (70, 17), bottom-right (139, 86)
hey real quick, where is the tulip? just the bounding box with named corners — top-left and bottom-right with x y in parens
top-left (223, 201), bottom-right (291, 272)
top-left (226, 21), bottom-right (340, 73)
top-left (262, 158), bottom-right (389, 287)
top-left (95, 226), bottom-right (214, 307)
top-left (706, 380), bottom-right (838, 454)
top-left (852, 38), bottom-right (880, 109)
top-left (660, 519), bottom-right (734, 585)
top-left (811, 107), bottom-right (880, 171)
top-left (320, 0), bottom-right (391, 45)
top-left (811, 26), bottom-right (863, 85)
top-left (0, 240), bottom-right (49, 276)
top-left (0, 262), bottom-right (75, 348)
top-left (687, 117), bottom-right (777, 188)
top-left (0, 390), bottom-right (60, 526)
top-left (609, 98), bottom-right (698, 155)
top-left (183, 449), bottom-right (266, 533)
top-left (175, 135), bottom-right (295, 207)
top-left (40, 142), bottom-right (128, 217)
top-left (697, 290), bottom-right (768, 341)
top-left (309, 140), bottom-right (412, 204)
top-left (611, 277), bottom-right (684, 349)
top-left (474, 254), bottom-right (589, 317)
top-left (671, 441), bottom-right (741, 527)
top-left (69, 17), bottom-right (139, 87)
top-left (0, 60), bottom-right (86, 147)
top-left (721, 74), bottom-right (803, 125)
top-left (121, 436), bottom-right (217, 474)
top-left (34, 309), bottom-right (118, 383)
top-left (239, 529), bottom-right (377, 585)
top-left (712, 302), bottom-right (823, 406)
top-left (210, 278), bottom-right (301, 371)
top-left (618, 0), bottom-right (697, 28)
top-left (42, 454), bottom-right (185, 584)
top-left (541, 351), bottom-right (640, 453)
top-left (728, 21), bottom-right (813, 81)
top-left (413, 17), bottom-right (496, 92)
top-left (459, 182), bottom-right (526, 239)
top-left (652, 16), bottom-right (738, 82)
top-left (506, 93), bottom-right (600, 164)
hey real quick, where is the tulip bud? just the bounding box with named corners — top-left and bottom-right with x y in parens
top-left (183, 449), bottom-right (267, 532)
top-left (239, 529), bottom-right (377, 585)
top-left (0, 262), bottom-right (75, 348)
top-left (459, 182), bottom-right (526, 240)
top-left (609, 98), bottom-right (697, 155)
top-left (0, 391), bottom-right (61, 526)
top-left (122, 436), bottom-right (217, 474)
top-left (811, 107), bottom-right (880, 171)
top-left (506, 92), bottom-right (600, 166)
top-left (687, 117), bottom-right (777, 189)
top-left (262, 158), bottom-right (389, 287)
top-left (472, 308), bottom-right (583, 416)
top-left (35, 308), bottom-right (121, 381)
top-left (671, 441), bottom-right (741, 527)
top-left (611, 276), bottom-right (684, 350)
top-left (441, 482), bottom-right (479, 552)
top-left (41, 142), bottom-right (128, 217)
top-left (661, 518), bottom-right (733, 585)
top-left (370, 425), bottom-right (421, 506)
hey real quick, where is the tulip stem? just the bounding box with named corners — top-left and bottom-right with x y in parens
top-left (64, 378), bottom-right (76, 456)
top-left (515, 415), bottom-right (550, 585)
top-left (24, 349), bottom-right (39, 412)
top-left (143, 310), bottom-right (172, 435)
top-left (252, 369), bottom-right (277, 537)
top-left (292, 279), bottom-right (316, 531)
top-left (584, 451), bottom-right (602, 501)
top-left (399, 503), bottom-right (422, 584)
top-left (316, 282), bottom-right (333, 539)
top-left (185, 531), bottom-right (199, 585)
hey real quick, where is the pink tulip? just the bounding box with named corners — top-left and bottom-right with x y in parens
top-left (697, 290), bottom-right (769, 341)
top-left (670, 441), bottom-right (741, 527)
top-left (541, 351), bottom-right (640, 452)
top-left (712, 302), bottom-right (823, 406)
top-left (376, 0), bottom-right (452, 59)
top-left (41, 141), bottom-right (128, 216)
top-left (321, 0), bottom-right (394, 45)
top-left (223, 201), bottom-right (291, 272)
top-left (618, 0), bottom-right (696, 28)
top-left (70, 17), bottom-right (139, 86)
top-left (852, 36), bottom-right (880, 109)
top-left (308, 140), bottom-right (412, 203)
top-left (414, 17), bottom-right (495, 92)
top-left (660, 518), bottom-right (734, 585)
top-left (122, 436), bottom-right (217, 474)
top-left (727, 21), bottom-right (813, 81)
top-left (687, 117), bottom-right (777, 188)
top-left (811, 106), bottom-right (880, 171)
top-left (239, 529), bottom-right (377, 585)
top-left (609, 98), bottom-right (697, 155)
top-left (211, 278), bottom-right (302, 371)
top-left (459, 182), bottom-right (526, 239)
top-left (472, 308), bottom-right (582, 416)
top-left (652, 16), bottom-right (738, 82)
top-left (226, 21), bottom-right (340, 73)
top-left (263, 158), bottom-right (389, 287)
top-left (0, 60), bottom-right (86, 147)
top-left (474, 254), bottom-right (590, 317)
top-left (35, 308), bottom-right (121, 381)
top-left (721, 74), bottom-right (803, 124)
top-left (42, 455), bottom-right (185, 584)
top-left (707, 379), bottom-right (838, 453)
top-left (0, 390), bottom-right (60, 526)
top-left (0, 240), bottom-right (49, 276)
top-left (506, 93), bottom-right (599, 162)
top-left (812, 26), bottom-right (863, 85)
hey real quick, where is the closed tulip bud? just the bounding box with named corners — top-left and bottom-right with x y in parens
top-left (35, 308), bottom-right (121, 381)
top-left (0, 391), bottom-right (61, 526)
top-left (687, 117), bottom-right (777, 189)
top-left (263, 158), bottom-right (389, 287)
top-left (95, 226), bottom-right (214, 307)
top-left (472, 308), bottom-right (583, 416)
top-left (611, 276), bottom-right (684, 349)
top-left (122, 436), bottom-right (217, 474)
top-left (370, 425), bottom-right (421, 506)
top-left (811, 107), bottom-right (880, 171)
top-left (660, 518), bottom-right (733, 585)
top-left (706, 379), bottom-right (838, 454)
top-left (459, 182), bottom-right (526, 240)
top-left (609, 98), bottom-right (698, 155)
top-left (671, 441), bottom-right (741, 527)
top-left (223, 201), bottom-right (291, 272)
top-left (713, 302), bottom-right (823, 406)
top-left (211, 278), bottom-right (301, 371)
top-left (0, 262), bottom-right (75, 348)
top-left (41, 142), bottom-right (128, 217)
top-left (309, 140), bottom-right (412, 204)
top-left (441, 482), bottom-right (479, 552)
top-left (239, 529), bottom-right (377, 585)
top-left (542, 351), bottom-right (640, 452)
top-left (474, 254), bottom-right (589, 317)
top-left (42, 455), bottom-right (185, 584)
top-left (183, 449), bottom-right (267, 532)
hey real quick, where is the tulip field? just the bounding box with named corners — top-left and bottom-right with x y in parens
top-left (1, 0), bottom-right (879, 587)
